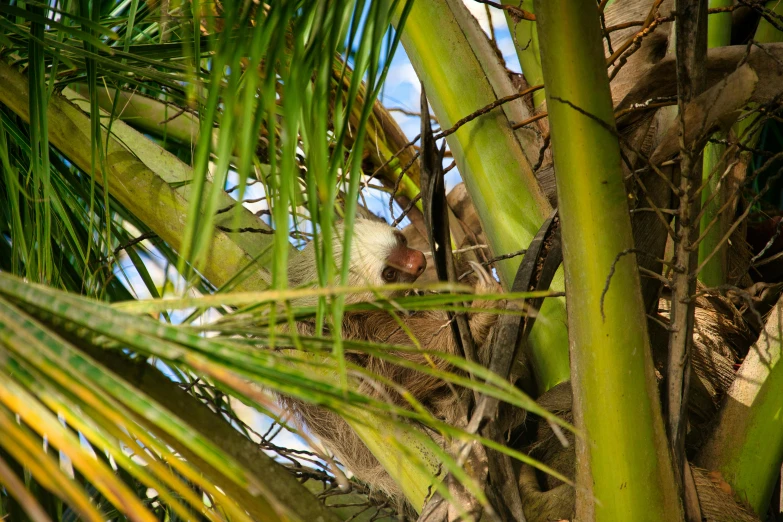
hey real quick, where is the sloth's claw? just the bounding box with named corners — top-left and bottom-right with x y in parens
top-left (467, 261), bottom-right (497, 294)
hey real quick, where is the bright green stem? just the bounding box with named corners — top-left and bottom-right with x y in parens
top-left (707, 0), bottom-right (733, 48)
top-left (395, 0), bottom-right (570, 393)
top-left (501, 0), bottom-right (545, 108)
top-left (697, 299), bottom-right (783, 514)
top-left (757, 1), bottom-right (783, 43)
top-left (697, 0), bottom-right (733, 287)
top-left (534, 1), bottom-right (683, 520)
top-left (698, 137), bottom-right (728, 287)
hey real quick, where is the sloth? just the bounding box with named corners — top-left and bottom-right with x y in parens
top-left (278, 218), bottom-right (505, 499)
top-left (287, 218), bottom-right (429, 304)
top-left (277, 218), bottom-right (762, 521)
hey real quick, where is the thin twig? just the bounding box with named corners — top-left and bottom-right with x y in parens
top-left (437, 84), bottom-right (544, 140)
top-left (511, 112), bottom-right (548, 130)
top-left (388, 107), bottom-right (438, 121)
top-left (667, 3), bottom-right (707, 519)
top-left (457, 247), bottom-right (528, 280)
top-left (600, 248), bottom-right (646, 320)
top-left (216, 225), bottom-right (274, 234)
top-left (390, 193), bottom-right (422, 228)
top-left (473, 0), bottom-right (535, 20)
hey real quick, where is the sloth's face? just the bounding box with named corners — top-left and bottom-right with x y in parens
top-left (348, 220), bottom-right (427, 289)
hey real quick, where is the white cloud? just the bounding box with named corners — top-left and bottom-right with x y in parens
top-left (384, 59), bottom-right (421, 111)
top-left (383, 51), bottom-right (426, 137)
top-left (497, 33), bottom-right (522, 72)
top-left (463, 0), bottom-right (507, 34)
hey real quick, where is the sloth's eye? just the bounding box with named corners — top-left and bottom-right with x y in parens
top-left (393, 232), bottom-right (407, 246)
top-left (382, 267), bottom-right (398, 283)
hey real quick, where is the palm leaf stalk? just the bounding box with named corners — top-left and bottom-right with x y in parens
top-left (501, 0), bottom-right (545, 109)
top-left (534, 0), bottom-right (683, 519)
top-left (0, 62), bottom-right (277, 292)
top-left (697, 0), bottom-right (733, 287)
top-left (70, 85), bottom-right (211, 151)
top-left (393, 0), bottom-right (570, 393)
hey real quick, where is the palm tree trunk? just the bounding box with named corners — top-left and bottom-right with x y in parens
top-left (534, 0), bottom-right (684, 519)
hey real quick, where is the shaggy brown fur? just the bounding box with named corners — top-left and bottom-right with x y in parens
top-left (656, 293), bottom-right (755, 440)
top-left (281, 297), bottom-right (504, 500)
top-left (278, 218), bottom-right (508, 500)
top-left (279, 215), bottom-right (758, 517)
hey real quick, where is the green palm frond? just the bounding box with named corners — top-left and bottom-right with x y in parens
top-left (0, 270), bottom-right (570, 520)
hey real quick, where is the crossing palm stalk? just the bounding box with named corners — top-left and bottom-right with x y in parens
top-left (394, 0), bottom-right (570, 394)
top-left (535, 0), bottom-right (683, 519)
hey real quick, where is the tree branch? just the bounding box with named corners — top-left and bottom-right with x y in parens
top-left (668, 2), bottom-right (708, 520)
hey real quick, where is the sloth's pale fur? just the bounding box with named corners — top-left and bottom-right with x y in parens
top-left (287, 219), bottom-right (408, 304)
top-left (280, 218), bottom-right (506, 500)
